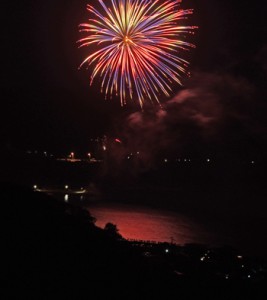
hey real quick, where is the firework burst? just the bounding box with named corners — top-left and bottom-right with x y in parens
top-left (78, 0), bottom-right (197, 108)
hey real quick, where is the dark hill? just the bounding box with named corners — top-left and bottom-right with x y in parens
top-left (2, 182), bottom-right (266, 299)
top-left (2, 183), bottom-right (178, 298)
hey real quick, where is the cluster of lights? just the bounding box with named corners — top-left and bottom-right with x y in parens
top-left (26, 150), bottom-right (53, 157)
top-left (33, 184), bottom-right (86, 203)
top-left (163, 158), bottom-right (212, 163)
top-left (176, 158), bottom-right (192, 162)
top-left (200, 253), bottom-right (254, 280)
top-left (200, 251), bottom-right (210, 262)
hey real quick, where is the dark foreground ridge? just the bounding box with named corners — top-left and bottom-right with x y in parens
top-left (2, 183), bottom-right (266, 299)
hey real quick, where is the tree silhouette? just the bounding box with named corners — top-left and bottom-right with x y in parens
top-left (104, 222), bottom-right (122, 240)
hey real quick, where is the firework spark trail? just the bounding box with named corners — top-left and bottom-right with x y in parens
top-left (78, 0), bottom-right (197, 108)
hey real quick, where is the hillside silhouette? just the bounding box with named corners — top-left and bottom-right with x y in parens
top-left (3, 182), bottom-right (266, 299)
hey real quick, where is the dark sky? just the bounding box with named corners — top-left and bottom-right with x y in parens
top-left (1, 0), bottom-right (267, 157)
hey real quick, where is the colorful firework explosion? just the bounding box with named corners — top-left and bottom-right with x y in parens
top-left (78, 0), bottom-right (197, 107)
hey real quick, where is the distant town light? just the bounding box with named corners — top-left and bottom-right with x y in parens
top-left (237, 255), bottom-right (243, 259)
top-left (207, 158), bottom-right (210, 162)
top-left (103, 145), bottom-right (107, 151)
top-left (251, 161), bottom-right (255, 164)
top-left (65, 185), bottom-right (69, 189)
top-left (164, 158), bottom-right (168, 163)
top-left (33, 185), bottom-right (37, 190)
top-left (64, 194), bottom-right (69, 202)
top-left (247, 275), bottom-right (251, 279)
top-left (165, 249), bottom-right (169, 253)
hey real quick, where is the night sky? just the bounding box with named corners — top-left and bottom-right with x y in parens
top-left (2, 0), bottom-right (267, 158)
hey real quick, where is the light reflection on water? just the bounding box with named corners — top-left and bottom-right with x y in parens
top-left (49, 193), bottom-right (267, 257)
top-left (87, 203), bottom-right (215, 245)
top-left (55, 193), bottom-right (218, 246)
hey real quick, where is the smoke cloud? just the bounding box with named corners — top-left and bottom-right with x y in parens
top-left (106, 70), bottom-right (266, 171)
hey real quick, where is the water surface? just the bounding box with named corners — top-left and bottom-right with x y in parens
top-left (87, 203), bottom-right (217, 246)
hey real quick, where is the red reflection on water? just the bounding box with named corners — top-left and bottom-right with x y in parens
top-left (88, 204), bottom-right (210, 245)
